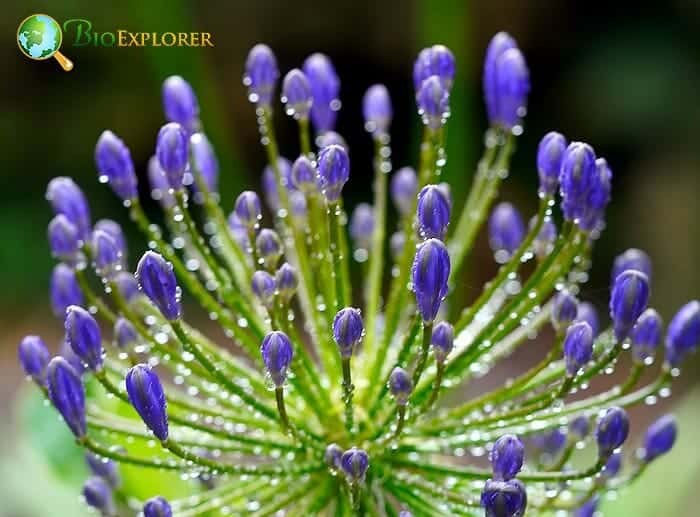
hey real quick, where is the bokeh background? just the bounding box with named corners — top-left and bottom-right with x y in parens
top-left (1, 1), bottom-right (698, 515)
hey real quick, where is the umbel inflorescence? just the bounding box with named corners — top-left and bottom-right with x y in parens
top-left (19, 33), bottom-right (699, 516)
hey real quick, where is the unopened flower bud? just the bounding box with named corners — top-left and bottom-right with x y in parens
top-left (114, 317), bottom-right (138, 350)
top-left (490, 434), bottom-right (524, 481)
top-left (642, 414), bottom-right (677, 462)
top-left (162, 75), bottom-right (200, 132)
top-left (95, 130), bottom-right (138, 201)
top-left (390, 231), bottom-right (406, 261)
top-left (489, 202), bottom-right (525, 262)
top-left (350, 203), bottom-right (375, 250)
top-left (630, 308), bottom-right (662, 363)
top-left (47, 356), bottom-right (86, 438)
top-left (18, 335), bottom-right (49, 384)
top-left (317, 144), bottom-right (350, 202)
top-left (65, 305), bottom-right (103, 372)
top-left (563, 321), bottom-right (593, 376)
top-left (291, 156), bottom-right (317, 193)
top-left (575, 301), bottom-right (600, 339)
top-left (612, 248), bottom-right (652, 285)
top-left (389, 367), bottom-right (412, 406)
top-left (431, 321), bottom-right (454, 363)
top-left (665, 300), bottom-right (700, 366)
top-left (303, 53), bottom-right (340, 133)
top-left (136, 251), bottom-right (181, 321)
top-left (340, 447), bottom-right (369, 483)
top-left (610, 270), bottom-right (650, 341)
top-left (569, 415), bottom-right (590, 440)
top-left (244, 44), bottom-right (279, 107)
top-left (413, 45), bottom-right (456, 91)
top-left (156, 122), bottom-right (188, 190)
top-left (143, 495), bottom-right (172, 517)
top-left (282, 69), bottom-right (312, 119)
top-left (261, 331), bottom-right (293, 386)
top-left (325, 443), bottom-right (343, 470)
top-left (417, 185), bottom-right (451, 240)
top-left (536, 131), bottom-right (567, 196)
top-left (551, 289), bottom-right (579, 331)
top-left (333, 308), bottom-right (364, 358)
top-left (190, 132), bottom-right (219, 194)
top-left (86, 452), bottom-right (120, 488)
top-left (94, 219), bottom-right (127, 265)
top-left (530, 217), bottom-right (557, 260)
top-left (50, 264), bottom-right (83, 317)
top-left (252, 270), bottom-right (276, 307)
top-left (234, 191), bottom-right (262, 229)
top-left (83, 476), bottom-right (115, 516)
top-left (391, 167), bottom-right (418, 216)
top-left (595, 406), bottom-right (629, 458)
top-left (48, 215), bottom-right (80, 261)
top-left (255, 229), bottom-right (283, 270)
top-left (113, 271), bottom-right (140, 302)
top-left (363, 84), bottom-right (392, 136)
top-left (275, 263), bottom-right (298, 303)
top-left (412, 239), bottom-right (450, 323)
top-left (92, 229), bottom-right (121, 278)
top-left (480, 478), bottom-right (527, 517)
top-left (559, 142), bottom-right (597, 222)
top-left (46, 177), bottom-right (91, 242)
top-left (126, 364), bottom-right (169, 440)
top-left (416, 75), bottom-right (449, 130)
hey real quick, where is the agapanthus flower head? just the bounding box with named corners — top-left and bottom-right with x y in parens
top-left (18, 335), bottom-right (49, 384)
top-left (303, 52), bottom-right (340, 133)
top-left (489, 202), bottom-right (525, 262)
top-left (324, 443), bottom-right (343, 470)
top-left (630, 308), bottom-right (662, 363)
top-left (282, 68), bottom-right (313, 120)
top-left (596, 406), bottom-right (630, 457)
top-left (536, 131), bottom-right (567, 195)
top-left (95, 130), bottom-right (138, 201)
top-left (530, 216), bottom-right (557, 260)
top-left (126, 364), bottom-right (169, 441)
top-left (46, 177), bottom-right (91, 242)
top-left (48, 214), bottom-right (80, 261)
top-left (317, 144), bottom-right (350, 202)
top-left (113, 317), bottom-right (138, 350)
top-left (483, 31), bottom-right (517, 124)
top-left (431, 320), bottom-right (454, 363)
top-left (363, 84), bottom-right (392, 136)
top-left (136, 251), bottom-right (181, 321)
top-left (612, 248), bottom-right (652, 285)
top-left (559, 142), bottom-right (597, 223)
top-left (47, 356), bottom-right (86, 438)
top-left (569, 415), bottom-right (590, 440)
top-left (412, 238), bottom-right (450, 322)
top-left (162, 75), bottom-right (200, 132)
top-left (290, 155), bottom-right (317, 193)
top-left (350, 203), bottom-right (375, 250)
top-left (390, 166), bottom-right (418, 216)
top-left (189, 132), bottom-right (219, 194)
top-left (610, 269), bottom-right (650, 341)
top-left (490, 434), bottom-right (525, 481)
top-left (50, 264), bottom-right (83, 317)
top-left (481, 478), bottom-right (527, 517)
top-left (417, 184), bottom-right (451, 240)
top-left (65, 305), bottom-right (103, 372)
top-left (563, 321), bottom-right (593, 376)
top-left (143, 495), bottom-right (172, 517)
top-left (92, 229), bottom-right (121, 277)
top-left (252, 270), bottom-right (276, 307)
top-left (156, 122), bottom-right (189, 190)
top-left (413, 44), bottom-right (456, 91)
top-left (86, 452), bottom-right (120, 488)
top-left (416, 75), bottom-right (450, 130)
top-left (389, 367), bottom-right (412, 406)
top-left (82, 476), bottom-right (115, 516)
top-left (275, 262), bottom-right (298, 303)
top-left (340, 447), bottom-right (369, 483)
top-left (665, 300), bottom-right (700, 366)
top-left (551, 289), bottom-right (579, 331)
top-left (234, 191), bottom-right (262, 229)
top-left (642, 414), bottom-right (677, 462)
top-left (256, 229), bottom-right (283, 270)
top-left (333, 307), bottom-right (364, 358)
top-left (575, 301), bottom-right (600, 338)
top-left (244, 44), bottom-right (279, 107)
top-left (261, 331), bottom-right (293, 386)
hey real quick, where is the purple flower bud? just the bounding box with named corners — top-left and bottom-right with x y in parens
top-left (340, 447), bottom-right (369, 483)
top-left (431, 321), bottom-right (454, 363)
top-left (156, 123), bottom-right (189, 190)
top-left (579, 157), bottom-right (613, 233)
top-left (325, 443), bottom-right (343, 470)
top-left (665, 300), bottom-right (700, 366)
top-left (189, 132), bottom-right (219, 194)
top-left (95, 130), bottom-right (138, 201)
top-left (563, 321), bottom-right (593, 376)
top-left (390, 231), bottom-right (406, 261)
top-left (389, 367), bottom-right (412, 406)
top-left (303, 53), bottom-right (340, 133)
top-left (113, 271), bottom-right (140, 302)
top-left (261, 331), bottom-right (293, 386)
top-left (136, 251), bottom-right (181, 321)
top-left (480, 478), bottom-right (527, 517)
top-left (50, 264), bottom-right (83, 318)
top-left (255, 229), bottom-right (283, 270)
top-left (610, 270), bottom-right (650, 341)
top-left (86, 452), bottom-right (120, 488)
top-left (363, 84), bottom-right (392, 136)
top-left (317, 144), bottom-right (350, 202)
top-left (391, 167), bottom-right (419, 216)
top-left (416, 75), bottom-right (450, 130)
top-left (490, 434), bottom-right (525, 481)
top-left (162, 75), bottom-right (200, 132)
top-left (252, 270), bottom-right (276, 306)
top-left (612, 248), bottom-right (652, 285)
top-left (596, 407), bottom-right (629, 457)
top-left (244, 44), bottom-right (279, 106)
top-left (493, 48), bottom-right (530, 128)
top-left (530, 216), bottom-right (557, 260)
top-left (551, 289), bottom-right (579, 331)
top-left (413, 45), bottom-right (456, 92)
top-left (483, 32), bottom-right (517, 124)
top-left (47, 356), bottom-right (86, 438)
top-left (18, 335), bottom-right (49, 384)
top-left (282, 69), bottom-right (312, 119)
top-left (350, 203), bottom-right (375, 250)
top-left (643, 414), bottom-right (677, 462)
top-left (94, 219), bottom-right (127, 265)
top-left (532, 428), bottom-right (567, 458)
top-left (536, 131), bottom-right (567, 195)
top-left (262, 157), bottom-right (294, 211)
top-left (489, 202), bottom-right (525, 262)
top-left (65, 305), bottom-right (103, 372)
top-left (275, 263), bottom-right (298, 303)
top-left (148, 156), bottom-right (176, 209)
top-left (227, 213), bottom-right (250, 250)
top-left (333, 307), bottom-right (364, 358)
top-left (289, 190), bottom-right (307, 221)
top-left (574, 496), bottom-right (599, 517)
top-left (316, 131), bottom-right (347, 150)
top-left (559, 142), bottom-right (597, 222)
top-left (92, 229), bottom-right (121, 278)
top-left (83, 476), bottom-right (115, 516)
top-left (291, 156), bottom-right (317, 193)
top-left (126, 364), bottom-right (169, 440)
top-left (48, 215), bottom-right (80, 261)
top-left (417, 185), bottom-right (451, 240)
top-left (569, 415), bottom-right (590, 440)
top-left (412, 239), bottom-right (450, 323)
top-left (630, 308), bottom-right (662, 363)
top-left (114, 317), bottom-right (138, 350)
top-left (144, 495), bottom-right (172, 517)
top-left (601, 450), bottom-right (623, 480)
top-left (234, 191), bottom-right (262, 229)
top-left (60, 338), bottom-right (86, 376)
top-left (46, 177), bottom-right (91, 242)
top-left (575, 302), bottom-right (600, 339)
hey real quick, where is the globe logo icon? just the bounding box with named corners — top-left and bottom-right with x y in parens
top-left (17, 14), bottom-right (73, 71)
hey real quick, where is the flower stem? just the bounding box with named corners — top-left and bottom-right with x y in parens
top-left (411, 321), bottom-right (433, 388)
top-left (341, 357), bottom-right (355, 434)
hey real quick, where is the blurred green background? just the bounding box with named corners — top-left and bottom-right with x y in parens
top-left (1, 1), bottom-right (698, 515)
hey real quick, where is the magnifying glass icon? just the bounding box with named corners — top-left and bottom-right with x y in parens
top-left (17, 14), bottom-right (74, 72)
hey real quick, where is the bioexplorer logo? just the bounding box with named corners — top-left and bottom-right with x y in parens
top-left (17, 14), bottom-right (214, 72)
